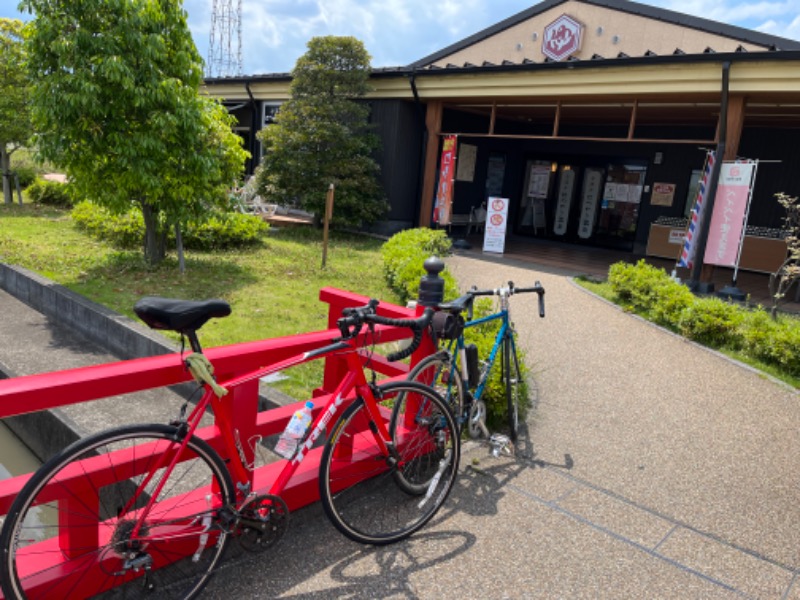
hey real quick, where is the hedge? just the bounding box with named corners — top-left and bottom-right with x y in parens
top-left (609, 259), bottom-right (800, 378)
top-left (71, 201), bottom-right (268, 251)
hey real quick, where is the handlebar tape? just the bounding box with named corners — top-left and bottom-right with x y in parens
top-left (366, 308), bottom-right (434, 362)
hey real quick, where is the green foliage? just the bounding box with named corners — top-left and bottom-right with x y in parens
top-left (770, 193), bottom-right (800, 316)
top-left (13, 165), bottom-right (38, 189)
top-left (609, 260), bottom-right (694, 327)
top-left (381, 228), bottom-right (532, 426)
top-left (678, 297), bottom-right (744, 348)
top-left (71, 201), bottom-right (143, 248)
top-left (0, 18), bottom-right (32, 205)
top-left (21, 0), bottom-right (248, 264)
top-left (381, 228), bottom-right (456, 303)
top-left (255, 36), bottom-right (387, 227)
top-left (607, 259), bottom-right (800, 380)
top-left (26, 179), bottom-right (75, 207)
top-left (71, 201), bottom-right (268, 251)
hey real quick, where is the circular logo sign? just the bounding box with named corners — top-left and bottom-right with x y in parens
top-left (491, 214), bottom-right (504, 226)
top-left (542, 14), bottom-right (584, 62)
top-left (491, 198), bottom-right (506, 211)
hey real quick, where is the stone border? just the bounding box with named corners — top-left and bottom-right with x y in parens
top-left (0, 263), bottom-right (176, 361)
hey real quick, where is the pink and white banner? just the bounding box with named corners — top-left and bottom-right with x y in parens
top-left (703, 162), bottom-right (756, 268)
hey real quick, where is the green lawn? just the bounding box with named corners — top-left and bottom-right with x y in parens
top-left (0, 203), bottom-right (399, 398)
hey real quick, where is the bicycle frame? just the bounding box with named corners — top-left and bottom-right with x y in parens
top-left (129, 335), bottom-right (401, 543)
top-left (436, 299), bottom-right (513, 415)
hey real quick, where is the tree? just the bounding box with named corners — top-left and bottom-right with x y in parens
top-left (255, 36), bottom-right (387, 227)
top-left (0, 18), bottom-right (32, 205)
top-left (21, 0), bottom-right (248, 264)
top-left (769, 192), bottom-right (800, 317)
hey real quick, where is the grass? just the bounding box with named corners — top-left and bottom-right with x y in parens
top-left (574, 276), bottom-right (800, 389)
top-left (0, 202), bottom-right (399, 399)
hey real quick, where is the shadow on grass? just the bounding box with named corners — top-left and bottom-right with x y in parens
top-left (67, 251), bottom-right (262, 316)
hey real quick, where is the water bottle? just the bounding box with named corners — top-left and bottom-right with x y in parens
top-left (274, 401), bottom-right (314, 459)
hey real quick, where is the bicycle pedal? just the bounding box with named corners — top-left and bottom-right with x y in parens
top-left (488, 433), bottom-right (514, 457)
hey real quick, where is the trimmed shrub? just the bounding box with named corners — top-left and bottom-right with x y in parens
top-left (605, 259), bottom-right (800, 382)
top-left (71, 201), bottom-right (268, 250)
top-left (26, 179), bottom-right (75, 207)
top-left (381, 228), bottom-right (533, 429)
top-left (381, 228), bottom-right (457, 303)
top-left (609, 259), bottom-right (694, 327)
top-left (678, 297), bottom-right (744, 348)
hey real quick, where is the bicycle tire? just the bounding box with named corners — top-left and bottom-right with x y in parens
top-left (406, 352), bottom-right (466, 429)
top-left (319, 381), bottom-right (460, 545)
top-left (504, 334), bottom-right (526, 442)
top-left (0, 423), bottom-right (235, 600)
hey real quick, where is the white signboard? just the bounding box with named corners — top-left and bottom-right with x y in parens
top-left (578, 168), bottom-right (603, 239)
top-left (553, 168), bottom-right (576, 236)
top-left (483, 196), bottom-right (510, 254)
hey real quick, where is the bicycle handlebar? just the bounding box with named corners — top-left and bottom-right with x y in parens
top-left (337, 300), bottom-right (434, 362)
top-left (467, 281), bottom-right (546, 318)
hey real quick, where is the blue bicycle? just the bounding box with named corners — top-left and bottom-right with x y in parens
top-left (406, 281), bottom-right (545, 446)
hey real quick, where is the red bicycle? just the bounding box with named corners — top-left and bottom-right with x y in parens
top-left (0, 297), bottom-right (460, 599)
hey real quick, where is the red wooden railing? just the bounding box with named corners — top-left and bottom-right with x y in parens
top-left (0, 286), bottom-right (437, 598)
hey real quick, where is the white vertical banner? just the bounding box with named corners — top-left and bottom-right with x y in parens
top-left (483, 196), bottom-right (510, 254)
top-left (553, 168), bottom-right (576, 236)
top-left (578, 168), bottom-right (603, 239)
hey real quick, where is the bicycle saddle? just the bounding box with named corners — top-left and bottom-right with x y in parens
top-left (134, 296), bottom-right (231, 333)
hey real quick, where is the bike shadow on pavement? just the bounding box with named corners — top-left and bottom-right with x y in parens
top-left (206, 499), bottom-right (476, 599)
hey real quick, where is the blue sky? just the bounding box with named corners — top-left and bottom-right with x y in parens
top-left (2, 0), bottom-right (799, 75)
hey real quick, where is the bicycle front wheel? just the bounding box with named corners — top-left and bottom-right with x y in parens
top-left (504, 334), bottom-right (527, 442)
top-left (319, 382), bottom-right (460, 545)
top-left (0, 424), bottom-right (235, 600)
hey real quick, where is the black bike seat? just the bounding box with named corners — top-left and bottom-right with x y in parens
top-left (438, 293), bottom-right (475, 313)
top-left (134, 297), bottom-right (231, 333)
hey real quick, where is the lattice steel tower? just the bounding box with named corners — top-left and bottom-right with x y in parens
top-left (207, 0), bottom-right (243, 77)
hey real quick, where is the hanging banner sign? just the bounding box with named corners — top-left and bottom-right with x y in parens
top-left (678, 151), bottom-right (715, 269)
top-left (703, 162), bottom-right (756, 267)
top-left (553, 168), bottom-right (576, 236)
top-left (483, 196), bottom-right (510, 254)
top-left (433, 135), bottom-right (457, 226)
top-left (578, 168), bottom-right (603, 239)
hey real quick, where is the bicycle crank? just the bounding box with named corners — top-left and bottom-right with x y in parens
top-left (235, 494), bottom-right (289, 552)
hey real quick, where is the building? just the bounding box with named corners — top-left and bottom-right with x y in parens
top-left (204, 0), bottom-right (800, 274)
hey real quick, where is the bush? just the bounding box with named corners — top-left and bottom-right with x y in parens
top-left (678, 297), bottom-right (744, 348)
top-left (609, 260), bottom-right (693, 327)
top-left (381, 228), bottom-right (533, 429)
top-left (13, 166), bottom-right (38, 189)
top-left (71, 201), bottom-right (268, 250)
top-left (381, 228), bottom-right (457, 304)
top-left (606, 259), bottom-right (800, 382)
top-left (26, 179), bottom-right (75, 207)
top-left (71, 201), bottom-right (144, 248)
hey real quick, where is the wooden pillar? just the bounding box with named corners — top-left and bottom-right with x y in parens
top-left (419, 100), bottom-right (443, 228)
top-left (723, 94), bottom-right (746, 160)
top-left (701, 93), bottom-right (747, 281)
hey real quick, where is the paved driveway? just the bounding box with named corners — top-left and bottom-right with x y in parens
top-left (200, 253), bottom-right (799, 599)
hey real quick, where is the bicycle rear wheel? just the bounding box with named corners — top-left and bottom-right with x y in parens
top-left (319, 382), bottom-right (460, 545)
top-left (504, 334), bottom-right (527, 441)
top-left (0, 424), bottom-right (235, 600)
top-left (406, 351), bottom-right (466, 428)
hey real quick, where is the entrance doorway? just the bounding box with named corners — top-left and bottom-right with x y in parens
top-left (514, 157), bottom-right (648, 251)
